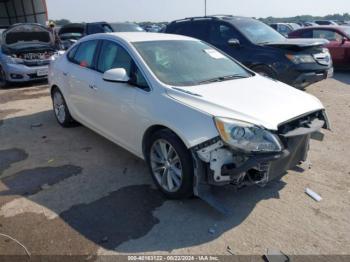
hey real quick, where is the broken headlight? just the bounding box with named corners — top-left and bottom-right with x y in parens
top-left (214, 117), bottom-right (283, 153)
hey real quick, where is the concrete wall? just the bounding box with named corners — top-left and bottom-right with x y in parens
top-left (0, 0), bottom-right (48, 27)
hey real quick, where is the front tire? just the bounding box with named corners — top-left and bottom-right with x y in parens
top-left (52, 88), bottom-right (76, 127)
top-left (146, 129), bottom-right (194, 199)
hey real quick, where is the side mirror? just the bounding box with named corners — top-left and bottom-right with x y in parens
top-left (228, 38), bottom-right (240, 47)
top-left (103, 68), bottom-right (130, 83)
top-left (341, 37), bottom-right (347, 44)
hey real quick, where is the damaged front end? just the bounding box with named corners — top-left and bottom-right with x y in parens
top-left (191, 110), bottom-right (329, 213)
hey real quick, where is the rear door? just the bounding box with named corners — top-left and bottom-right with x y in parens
top-left (65, 39), bottom-right (100, 126)
top-left (312, 29), bottom-right (347, 66)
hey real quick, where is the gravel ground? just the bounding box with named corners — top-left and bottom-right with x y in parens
top-left (0, 74), bottom-right (349, 259)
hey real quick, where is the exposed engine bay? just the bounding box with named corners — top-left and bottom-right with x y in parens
top-left (191, 110), bottom-right (330, 213)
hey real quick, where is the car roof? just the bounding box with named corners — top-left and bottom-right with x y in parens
top-left (297, 25), bottom-right (348, 31)
top-left (84, 32), bottom-right (197, 43)
top-left (169, 15), bottom-right (254, 24)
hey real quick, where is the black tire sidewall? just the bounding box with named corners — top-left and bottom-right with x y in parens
top-left (145, 129), bottom-right (194, 199)
top-left (0, 66), bottom-right (8, 89)
top-left (52, 88), bottom-right (74, 127)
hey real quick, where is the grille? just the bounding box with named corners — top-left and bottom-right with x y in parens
top-left (278, 111), bottom-right (323, 135)
top-left (24, 60), bottom-right (51, 67)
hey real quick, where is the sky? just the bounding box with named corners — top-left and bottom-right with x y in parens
top-left (46, 0), bottom-right (350, 22)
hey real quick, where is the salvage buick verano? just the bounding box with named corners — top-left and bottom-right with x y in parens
top-left (49, 33), bottom-right (329, 208)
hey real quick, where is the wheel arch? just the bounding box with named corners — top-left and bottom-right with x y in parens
top-left (142, 125), bottom-right (189, 159)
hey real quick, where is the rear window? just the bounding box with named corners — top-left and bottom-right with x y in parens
top-left (313, 29), bottom-right (343, 41)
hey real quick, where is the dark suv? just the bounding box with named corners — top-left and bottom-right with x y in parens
top-left (166, 16), bottom-right (333, 89)
top-left (58, 22), bottom-right (114, 49)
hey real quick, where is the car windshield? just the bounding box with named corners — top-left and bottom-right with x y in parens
top-left (133, 40), bottom-right (251, 86)
top-left (232, 18), bottom-right (285, 44)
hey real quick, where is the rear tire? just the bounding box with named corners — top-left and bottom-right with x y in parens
top-left (252, 65), bottom-right (277, 79)
top-left (51, 87), bottom-right (76, 127)
top-left (145, 129), bottom-right (194, 199)
top-left (0, 66), bottom-right (8, 89)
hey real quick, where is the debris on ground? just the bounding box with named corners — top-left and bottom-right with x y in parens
top-left (226, 245), bottom-right (234, 255)
top-left (208, 228), bottom-right (216, 235)
top-left (41, 184), bottom-right (51, 190)
top-left (0, 233), bottom-right (31, 257)
top-left (208, 224), bottom-right (218, 235)
top-left (305, 188), bottom-right (322, 202)
top-left (47, 159), bottom-right (54, 164)
top-left (30, 123), bottom-right (42, 128)
top-left (264, 248), bottom-right (289, 262)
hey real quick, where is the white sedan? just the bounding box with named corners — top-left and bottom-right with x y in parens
top-left (49, 32), bottom-right (329, 206)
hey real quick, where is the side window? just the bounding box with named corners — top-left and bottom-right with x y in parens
top-left (97, 41), bottom-right (133, 74)
top-left (300, 30), bottom-right (312, 38)
top-left (102, 24), bottom-right (113, 33)
top-left (130, 65), bottom-right (150, 91)
top-left (209, 23), bottom-right (241, 45)
top-left (97, 41), bottom-right (150, 91)
top-left (67, 45), bottom-right (78, 62)
top-left (72, 40), bottom-right (98, 68)
top-left (279, 25), bottom-right (292, 36)
top-left (313, 29), bottom-right (343, 41)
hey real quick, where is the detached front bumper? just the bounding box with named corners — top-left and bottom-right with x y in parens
top-left (192, 111), bottom-right (328, 213)
top-left (3, 63), bottom-right (49, 83)
top-left (292, 67), bottom-right (333, 89)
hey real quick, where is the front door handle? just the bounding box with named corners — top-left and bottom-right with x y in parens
top-left (63, 72), bottom-right (69, 76)
top-left (89, 84), bottom-right (98, 90)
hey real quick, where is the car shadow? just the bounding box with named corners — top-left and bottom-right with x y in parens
top-left (0, 79), bottom-right (48, 90)
top-left (333, 72), bottom-right (350, 85)
top-left (0, 110), bottom-right (287, 253)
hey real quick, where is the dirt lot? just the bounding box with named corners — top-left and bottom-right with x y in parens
top-left (0, 74), bottom-right (349, 259)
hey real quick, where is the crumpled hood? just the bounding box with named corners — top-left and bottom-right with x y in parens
top-left (2, 24), bottom-right (53, 49)
top-left (263, 38), bottom-right (329, 51)
top-left (166, 75), bottom-right (324, 130)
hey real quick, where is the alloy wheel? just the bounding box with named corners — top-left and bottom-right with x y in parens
top-left (53, 91), bottom-right (66, 124)
top-left (150, 139), bottom-right (183, 192)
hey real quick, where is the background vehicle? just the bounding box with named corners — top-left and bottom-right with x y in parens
top-left (302, 22), bottom-right (319, 27)
top-left (0, 23), bottom-right (56, 88)
top-left (144, 24), bottom-right (161, 32)
top-left (111, 22), bottom-right (144, 32)
top-left (166, 15), bottom-right (333, 89)
top-left (49, 32), bottom-right (329, 209)
top-left (289, 26), bottom-right (350, 69)
top-left (314, 20), bottom-right (339, 26)
top-left (270, 23), bottom-right (301, 37)
top-left (58, 22), bottom-right (114, 49)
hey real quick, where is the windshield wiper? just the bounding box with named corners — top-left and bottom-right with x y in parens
top-left (198, 74), bottom-right (248, 85)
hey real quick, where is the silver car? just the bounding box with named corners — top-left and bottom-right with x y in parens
top-left (0, 23), bottom-right (56, 88)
